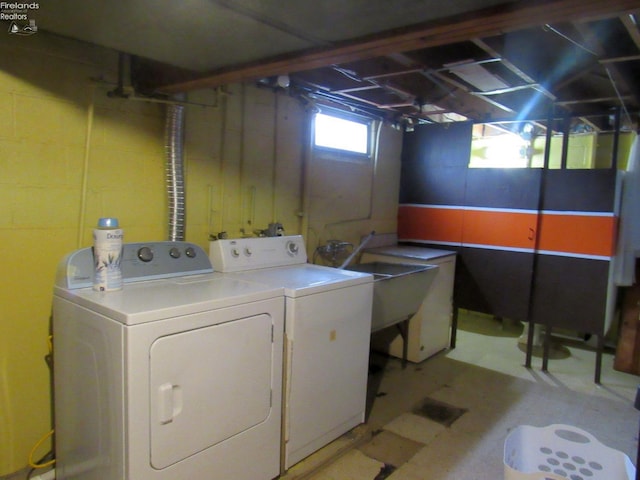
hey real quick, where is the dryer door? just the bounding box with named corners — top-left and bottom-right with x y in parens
top-left (149, 313), bottom-right (273, 469)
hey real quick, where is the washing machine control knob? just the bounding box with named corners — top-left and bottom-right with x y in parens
top-left (231, 248), bottom-right (240, 258)
top-left (287, 241), bottom-right (299, 256)
top-left (185, 247), bottom-right (196, 258)
top-left (244, 247), bottom-right (252, 257)
top-left (169, 247), bottom-right (181, 259)
top-left (137, 246), bottom-right (154, 263)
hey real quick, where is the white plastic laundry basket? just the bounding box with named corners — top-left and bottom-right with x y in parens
top-left (504, 424), bottom-right (636, 480)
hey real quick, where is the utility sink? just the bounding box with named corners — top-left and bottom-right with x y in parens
top-left (344, 261), bottom-right (439, 332)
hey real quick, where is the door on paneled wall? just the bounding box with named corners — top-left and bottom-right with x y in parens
top-left (458, 169), bottom-right (542, 321)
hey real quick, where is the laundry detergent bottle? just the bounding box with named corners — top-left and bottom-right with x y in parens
top-left (93, 217), bottom-right (124, 291)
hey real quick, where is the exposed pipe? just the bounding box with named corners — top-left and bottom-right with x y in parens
top-left (165, 95), bottom-right (186, 241)
top-left (338, 230), bottom-right (375, 269)
top-left (217, 88), bottom-right (228, 236)
top-left (105, 53), bottom-right (195, 242)
top-left (238, 84), bottom-right (250, 234)
top-left (271, 93), bottom-right (279, 223)
top-left (604, 66), bottom-right (633, 129)
top-left (298, 101), bottom-right (317, 238)
top-left (77, 85), bottom-right (95, 248)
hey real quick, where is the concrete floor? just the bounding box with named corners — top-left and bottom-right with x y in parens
top-left (283, 312), bottom-right (639, 480)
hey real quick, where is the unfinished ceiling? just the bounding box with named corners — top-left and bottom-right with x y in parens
top-left (27, 0), bottom-right (640, 131)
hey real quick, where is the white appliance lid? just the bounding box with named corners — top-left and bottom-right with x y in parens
top-left (54, 273), bottom-right (284, 325)
top-left (228, 264), bottom-right (372, 297)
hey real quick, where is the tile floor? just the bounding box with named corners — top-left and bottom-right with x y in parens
top-left (7, 312), bottom-right (638, 480)
top-left (282, 311), bottom-right (640, 480)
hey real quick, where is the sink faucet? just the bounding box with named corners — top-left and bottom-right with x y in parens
top-left (339, 230), bottom-right (375, 269)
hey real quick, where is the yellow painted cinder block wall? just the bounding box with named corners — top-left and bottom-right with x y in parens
top-left (189, 83), bottom-right (310, 240)
top-left (0, 33), bottom-right (168, 475)
top-left (0, 32), bottom-right (402, 476)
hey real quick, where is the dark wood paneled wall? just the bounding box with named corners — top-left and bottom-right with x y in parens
top-left (399, 123), bottom-right (618, 335)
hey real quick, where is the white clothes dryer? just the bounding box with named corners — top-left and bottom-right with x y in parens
top-left (209, 235), bottom-right (373, 471)
top-left (53, 241), bottom-right (284, 480)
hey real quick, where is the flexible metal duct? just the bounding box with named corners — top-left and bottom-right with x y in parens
top-left (165, 100), bottom-right (186, 241)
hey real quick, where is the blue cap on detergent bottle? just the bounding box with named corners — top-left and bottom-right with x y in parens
top-left (97, 217), bottom-right (119, 228)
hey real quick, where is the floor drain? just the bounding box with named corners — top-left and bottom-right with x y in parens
top-left (412, 397), bottom-right (467, 427)
top-left (373, 463), bottom-right (396, 480)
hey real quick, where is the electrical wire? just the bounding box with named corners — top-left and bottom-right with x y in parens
top-left (26, 334), bottom-right (56, 475)
top-left (28, 429), bottom-right (55, 469)
top-left (543, 24), bottom-right (598, 56)
top-left (604, 66), bottom-right (633, 128)
top-left (543, 23), bottom-right (634, 129)
top-left (27, 450), bottom-right (55, 479)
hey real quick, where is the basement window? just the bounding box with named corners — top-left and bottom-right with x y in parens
top-left (470, 121), bottom-right (630, 169)
top-left (313, 111), bottom-right (370, 158)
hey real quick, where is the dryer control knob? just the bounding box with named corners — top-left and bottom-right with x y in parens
top-left (185, 247), bottom-right (196, 258)
top-left (137, 246), bottom-right (154, 262)
top-left (231, 248), bottom-right (240, 258)
top-left (244, 247), bottom-right (252, 257)
top-left (169, 247), bottom-right (181, 259)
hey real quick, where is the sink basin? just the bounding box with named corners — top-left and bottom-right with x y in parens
top-left (344, 261), bottom-right (439, 332)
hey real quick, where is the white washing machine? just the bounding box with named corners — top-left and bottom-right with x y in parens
top-left (209, 235), bottom-right (373, 471)
top-left (53, 241), bottom-right (284, 480)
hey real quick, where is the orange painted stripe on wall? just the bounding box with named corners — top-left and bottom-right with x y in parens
top-left (398, 204), bottom-right (617, 258)
top-left (537, 213), bottom-right (617, 257)
top-left (397, 205), bottom-right (463, 244)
